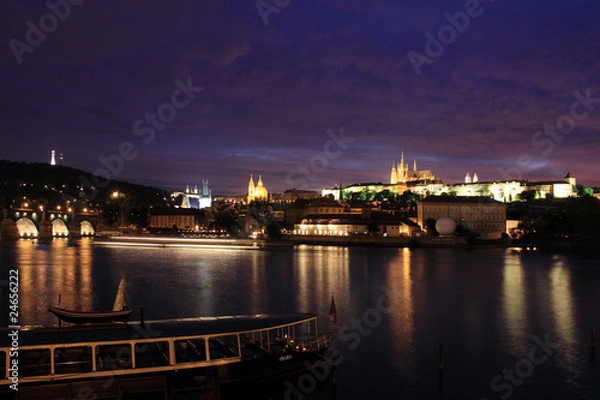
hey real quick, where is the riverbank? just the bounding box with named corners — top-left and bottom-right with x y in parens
top-left (93, 235), bottom-right (266, 250)
top-left (275, 234), bottom-right (511, 249)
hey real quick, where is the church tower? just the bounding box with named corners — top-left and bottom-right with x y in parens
top-left (390, 161), bottom-right (398, 184)
top-left (398, 152), bottom-right (408, 182)
top-left (247, 174), bottom-right (255, 203)
top-left (199, 179), bottom-right (212, 208)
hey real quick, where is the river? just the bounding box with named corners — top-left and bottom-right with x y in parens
top-left (1, 238), bottom-right (599, 399)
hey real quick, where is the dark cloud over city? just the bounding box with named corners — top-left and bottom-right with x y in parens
top-left (1, 0), bottom-right (599, 194)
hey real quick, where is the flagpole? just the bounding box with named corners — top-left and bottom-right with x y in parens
top-left (328, 292), bottom-right (337, 339)
top-left (327, 292), bottom-right (338, 394)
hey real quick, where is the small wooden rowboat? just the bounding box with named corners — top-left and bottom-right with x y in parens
top-left (48, 305), bottom-right (132, 324)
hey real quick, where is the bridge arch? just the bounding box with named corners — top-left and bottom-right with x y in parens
top-left (52, 219), bottom-right (69, 237)
top-left (16, 217), bottom-right (38, 238)
top-left (80, 220), bottom-right (95, 236)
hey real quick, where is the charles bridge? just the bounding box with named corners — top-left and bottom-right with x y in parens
top-left (0, 207), bottom-right (100, 241)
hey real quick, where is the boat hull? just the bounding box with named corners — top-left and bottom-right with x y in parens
top-left (0, 347), bottom-right (330, 399)
top-left (48, 305), bottom-right (132, 324)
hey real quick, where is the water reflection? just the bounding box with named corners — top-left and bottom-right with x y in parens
top-left (293, 245), bottom-right (350, 316)
top-left (17, 238), bottom-right (94, 325)
top-left (502, 252), bottom-right (529, 353)
top-left (550, 258), bottom-right (575, 348)
top-left (3, 240), bottom-right (599, 398)
top-left (549, 258), bottom-right (581, 384)
top-left (249, 249), bottom-right (267, 313)
top-left (161, 247), bottom-right (268, 317)
top-left (385, 248), bottom-right (416, 376)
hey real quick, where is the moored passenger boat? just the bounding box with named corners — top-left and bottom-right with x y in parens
top-left (0, 314), bottom-right (330, 399)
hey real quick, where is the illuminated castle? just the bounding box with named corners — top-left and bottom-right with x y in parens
top-left (173, 180), bottom-right (212, 209)
top-left (247, 174), bottom-right (269, 203)
top-left (390, 151), bottom-right (435, 184)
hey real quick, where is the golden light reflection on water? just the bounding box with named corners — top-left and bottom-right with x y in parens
top-left (502, 253), bottom-right (529, 352)
top-left (550, 259), bottom-right (575, 345)
top-left (294, 245), bottom-right (350, 315)
top-left (386, 248), bottom-right (415, 372)
top-left (16, 238), bottom-right (94, 325)
top-left (249, 249), bottom-right (267, 313)
top-left (549, 258), bottom-right (579, 376)
top-left (167, 247), bottom-right (266, 317)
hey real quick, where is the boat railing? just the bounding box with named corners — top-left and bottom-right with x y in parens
top-left (292, 333), bottom-right (329, 352)
top-left (0, 314), bottom-right (328, 386)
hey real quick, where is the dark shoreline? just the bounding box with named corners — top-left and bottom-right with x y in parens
top-left (3, 234), bottom-right (597, 254)
top-left (269, 235), bottom-right (599, 253)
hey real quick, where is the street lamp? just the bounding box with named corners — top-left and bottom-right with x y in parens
top-left (112, 191), bottom-right (126, 228)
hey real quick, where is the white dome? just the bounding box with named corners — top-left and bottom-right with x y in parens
top-left (435, 217), bottom-right (456, 235)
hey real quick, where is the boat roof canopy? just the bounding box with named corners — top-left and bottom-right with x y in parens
top-left (1, 314), bottom-right (317, 347)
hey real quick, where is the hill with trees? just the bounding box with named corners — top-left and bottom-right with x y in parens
top-left (0, 160), bottom-right (172, 229)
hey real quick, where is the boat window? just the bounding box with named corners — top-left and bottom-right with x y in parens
top-left (208, 335), bottom-right (239, 360)
top-left (0, 351), bottom-right (6, 379)
top-left (134, 341), bottom-right (170, 368)
top-left (175, 338), bottom-right (206, 363)
top-left (54, 346), bottom-right (93, 374)
top-left (20, 349), bottom-right (51, 377)
top-left (266, 328), bottom-right (296, 353)
top-left (239, 334), bottom-right (268, 360)
top-left (96, 344), bottom-right (132, 371)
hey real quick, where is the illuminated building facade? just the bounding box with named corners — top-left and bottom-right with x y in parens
top-left (172, 180), bottom-right (212, 209)
top-left (247, 174), bottom-right (269, 203)
top-left (417, 196), bottom-right (507, 239)
top-left (149, 209), bottom-right (204, 231)
top-left (293, 210), bottom-right (421, 237)
top-left (323, 173), bottom-right (577, 203)
top-left (435, 172), bottom-right (576, 202)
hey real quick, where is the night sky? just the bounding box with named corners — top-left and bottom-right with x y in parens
top-left (1, 0), bottom-right (599, 194)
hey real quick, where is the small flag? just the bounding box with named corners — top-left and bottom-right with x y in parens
top-left (328, 293), bottom-right (337, 325)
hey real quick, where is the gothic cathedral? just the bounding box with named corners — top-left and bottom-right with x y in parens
top-left (390, 152), bottom-right (435, 184)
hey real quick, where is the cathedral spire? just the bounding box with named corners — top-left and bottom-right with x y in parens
top-left (248, 174), bottom-right (255, 192)
top-left (413, 159), bottom-right (417, 172)
top-left (390, 161), bottom-right (397, 184)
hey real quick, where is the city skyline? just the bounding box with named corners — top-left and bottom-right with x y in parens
top-left (1, 1), bottom-right (599, 195)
